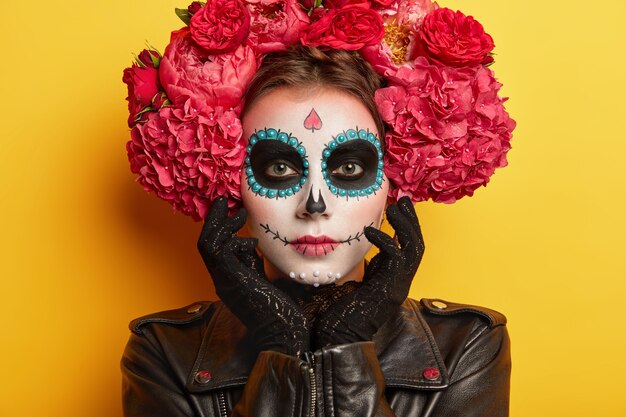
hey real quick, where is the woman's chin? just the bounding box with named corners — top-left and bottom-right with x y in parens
top-left (264, 257), bottom-right (365, 287)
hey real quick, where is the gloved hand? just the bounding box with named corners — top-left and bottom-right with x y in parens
top-left (313, 196), bottom-right (425, 348)
top-left (197, 198), bottom-right (309, 356)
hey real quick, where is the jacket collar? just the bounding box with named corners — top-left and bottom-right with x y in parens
top-left (186, 299), bottom-right (449, 393)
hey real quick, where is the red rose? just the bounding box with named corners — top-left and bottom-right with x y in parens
top-left (301, 5), bottom-right (384, 50)
top-left (325, 0), bottom-right (369, 8)
top-left (137, 49), bottom-right (160, 68)
top-left (418, 8), bottom-right (494, 67)
top-left (190, 0), bottom-right (251, 54)
top-left (122, 60), bottom-right (162, 127)
top-left (370, 0), bottom-right (395, 7)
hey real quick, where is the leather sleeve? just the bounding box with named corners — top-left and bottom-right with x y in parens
top-left (424, 324), bottom-right (511, 417)
top-left (232, 342), bottom-right (395, 417)
top-left (121, 331), bottom-right (196, 417)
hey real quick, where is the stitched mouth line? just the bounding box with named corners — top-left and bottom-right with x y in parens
top-left (259, 223), bottom-right (373, 248)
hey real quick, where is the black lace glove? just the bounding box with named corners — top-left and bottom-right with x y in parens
top-left (197, 198), bottom-right (309, 356)
top-left (313, 196), bottom-right (425, 349)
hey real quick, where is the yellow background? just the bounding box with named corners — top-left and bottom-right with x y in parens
top-left (1, 0), bottom-right (625, 416)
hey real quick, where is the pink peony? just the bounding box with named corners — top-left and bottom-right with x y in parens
top-left (245, 0), bottom-right (310, 53)
top-left (397, 0), bottom-right (437, 31)
top-left (376, 57), bottom-right (515, 203)
top-left (301, 4), bottom-right (385, 50)
top-left (360, 0), bottom-right (437, 76)
top-left (189, 0), bottom-right (251, 54)
top-left (418, 8), bottom-right (494, 67)
top-left (159, 29), bottom-right (259, 111)
top-left (126, 104), bottom-right (247, 220)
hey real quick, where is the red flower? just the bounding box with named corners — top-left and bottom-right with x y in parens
top-left (301, 4), bottom-right (385, 50)
top-left (418, 8), bottom-right (494, 67)
top-left (325, 0), bottom-right (371, 8)
top-left (190, 0), bottom-right (251, 54)
top-left (137, 49), bottom-right (161, 68)
top-left (187, 1), bottom-right (203, 15)
top-left (122, 50), bottom-right (164, 127)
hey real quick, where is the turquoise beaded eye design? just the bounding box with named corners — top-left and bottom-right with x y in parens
top-left (245, 128), bottom-right (309, 199)
top-left (321, 128), bottom-right (384, 198)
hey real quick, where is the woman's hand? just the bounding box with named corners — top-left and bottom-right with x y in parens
top-left (198, 198), bottom-right (309, 356)
top-left (313, 196), bottom-right (425, 348)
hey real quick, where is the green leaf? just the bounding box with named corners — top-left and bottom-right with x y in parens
top-left (150, 54), bottom-right (160, 68)
top-left (135, 107), bottom-right (154, 121)
top-left (175, 8), bottom-right (191, 26)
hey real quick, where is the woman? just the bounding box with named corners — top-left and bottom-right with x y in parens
top-left (123, 47), bottom-right (511, 416)
top-left (122, 2), bottom-right (514, 416)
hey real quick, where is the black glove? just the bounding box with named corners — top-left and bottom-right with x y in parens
top-left (197, 198), bottom-right (309, 356)
top-left (313, 196), bottom-right (425, 348)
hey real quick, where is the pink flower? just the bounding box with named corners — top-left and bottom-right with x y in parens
top-left (397, 0), bottom-right (437, 31)
top-left (126, 105), bottom-right (247, 220)
top-left (159, 29), bottom-right (258, 111)
top-left (189, 0), bottom-right (251, 54)
top-left (301, 4), bottom-right (385, 50)
top-left (360, 0), bottom-right (437, 76)
top-left (376, 58), bottom-right (515, 204)
top-left (245, 0), bottom-right (310, 53)
top-left (418, 8), bottom-right (494, 67)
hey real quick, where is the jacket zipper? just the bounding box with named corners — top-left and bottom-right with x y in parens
top-left (217, 390), bottom-right (228, 417)
top-left (304, 352), bottom-right (317, 417)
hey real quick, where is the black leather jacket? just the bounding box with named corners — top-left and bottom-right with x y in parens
top-left (122, 298), bottom-right (510, 417)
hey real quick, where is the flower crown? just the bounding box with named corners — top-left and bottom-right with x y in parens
top-left (124, 0), bottom-right (515, 221)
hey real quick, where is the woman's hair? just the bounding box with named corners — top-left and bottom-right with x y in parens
top-left (243, 46), bottom-right (385, 139)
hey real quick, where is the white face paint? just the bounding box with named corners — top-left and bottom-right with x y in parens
top-left (241, 88), bottom-right (389, 286)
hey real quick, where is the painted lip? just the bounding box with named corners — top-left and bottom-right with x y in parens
top-left (289, 235), bottom-right (341, 257)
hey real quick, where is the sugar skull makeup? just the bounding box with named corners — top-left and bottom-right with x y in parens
top-left (241, 88), bottom-right (389, 286)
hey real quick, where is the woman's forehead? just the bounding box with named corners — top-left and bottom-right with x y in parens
top-left (242, 88), bottom-right (378, 146)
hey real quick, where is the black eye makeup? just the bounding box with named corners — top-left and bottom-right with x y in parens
top-left (245, 128), bottom-right (308, 198)
top-left (321, 129), bottom-right (384, 197)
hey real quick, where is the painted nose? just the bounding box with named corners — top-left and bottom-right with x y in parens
top-left (297, 184), bottom-right (332, 219)
top-left (305, 189), bottom-right (326, 214)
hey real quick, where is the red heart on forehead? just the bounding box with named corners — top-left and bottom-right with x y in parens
top-left (303, 108), bottom-right (323, 132)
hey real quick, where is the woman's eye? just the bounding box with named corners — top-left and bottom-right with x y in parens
top-left (264, 162), bottom-right (298, 178)
top-left (331, 162), bottom-right (364, 179)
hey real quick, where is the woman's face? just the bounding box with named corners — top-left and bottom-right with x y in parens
top-left (241, 87), bottom-right (389, 286)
